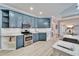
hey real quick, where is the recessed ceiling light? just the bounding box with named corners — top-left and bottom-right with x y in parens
top-left (30, 7), bottom-right (34, 10)
top-left (39, 11), bottom-right (43, 15)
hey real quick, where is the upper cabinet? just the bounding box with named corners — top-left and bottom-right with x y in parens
top-left (31, 17), bottom-right (38, 28)
top-left (32, 33), bottom-right (39, 42)
top-left (22, 15), bottom-right (51, 28)
top-left (22, 15), bottom-right (33, 28)
top-left (37, 18), bottom-right (50, 28)
top-left (1, 9), bottom-right (51, 28)
top-left (9, 11), bottom-right (23, 28)
top-left (9, 11), bottom-right (17, 28)
top-left (16, 13), bottom-right (23, 28)
top-left (33, 17), bottom-right (38, 28)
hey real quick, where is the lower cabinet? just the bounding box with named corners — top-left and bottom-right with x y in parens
top-left (16, 35), bottom-right (24, 49)
top-left (32, 33), bottom-right (47, 43)
top-left (38, 33), bottom-right (46, 41)
top-left (32, 33), bottom-right (39, 43)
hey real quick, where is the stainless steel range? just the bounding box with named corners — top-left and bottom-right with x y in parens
top-left (21, 30), bottom-right (33, 46)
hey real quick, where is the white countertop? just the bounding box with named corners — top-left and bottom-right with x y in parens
top-left (53, 40), bottom-right (79, 56)
top-left (1, 28), bottom-right (23, 36)
top-left (1, 34), bottom-right (23, 36)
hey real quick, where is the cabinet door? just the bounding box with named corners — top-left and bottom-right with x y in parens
top-left (9, 11), bottom-right (17, 28)
top-left (31, 17), bottom-right (35, 28)
top-left (22, 15), bottom-right (38, 28)
top-left (16, 13), bottom-right (23, 28)
top-left (23, 15), bottom-right (27, 24)
top-left (38, 33), bottom-right (46, 41)
top-left (32, 17), bottom-right (37, 28)
top-left (16, 35), bottom-right (24, 49)
top-left (37, 18), bottom-right (50, 28)
top-left (32, 33), bottom-right (39, 43)
top-left (22, 15), bottom-right (32, 28)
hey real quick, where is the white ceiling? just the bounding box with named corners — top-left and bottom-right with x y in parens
top-left (3, 3), bottom-right (76, 17)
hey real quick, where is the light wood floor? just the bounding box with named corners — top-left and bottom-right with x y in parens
top-left (0, 37), bottom-right (59, 56)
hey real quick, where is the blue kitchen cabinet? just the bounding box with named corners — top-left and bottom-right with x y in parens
top-left (16, 35), bottom-right (24, 49)
top-left (27, 16), bottom-right (32, 28)
top-left (9, 11), bottom-right (17, 28)
top-left (32, 33), bottom-right (46, 42)
top-left (16, 13), bottom-right (23, 28)
top-left (9, 11), bottom-right (23, 28)
top-left (25, 16), bottom-right (37, 28)
top-left (22, 15), bottom-right (27, 24)
top-left (3, 10), bottom-right (37, 28)
top-left (37, 18), bottom-right (50, 28)
top-left (32, 33), bottom-right (39, 43)
top-left (31, 17), bottom-right (35, 28)
top-left (32, 17), bottom-right (38, 28)
top-left (38, 33), bottom-right (46, 41)
top-left (22, 15), bottom-right (32, 28)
